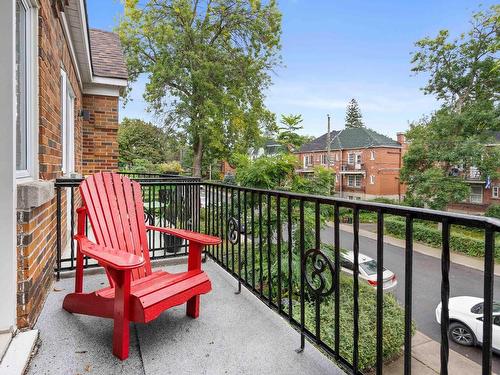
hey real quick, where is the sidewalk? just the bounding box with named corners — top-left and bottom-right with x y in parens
top-left (337, 223), bottom-right (500, 276)
top-left (372, 331), bottom-right (494, 375)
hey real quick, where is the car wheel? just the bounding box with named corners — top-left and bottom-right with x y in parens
top-left (449, 322), bottom-right (476, 347)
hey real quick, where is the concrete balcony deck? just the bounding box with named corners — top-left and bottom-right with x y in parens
top-left (26, 259), bottom-right (344, 375)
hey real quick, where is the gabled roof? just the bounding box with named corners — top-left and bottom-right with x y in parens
top-left (89, 29), bottom-right (128, 80)
top-left (298, 127), bottom-right (400, 153)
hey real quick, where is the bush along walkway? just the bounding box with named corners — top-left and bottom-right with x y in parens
top-left (338, 222), bottom-right (500, 276)
top-left (384, 217), bottom-right (500, 261)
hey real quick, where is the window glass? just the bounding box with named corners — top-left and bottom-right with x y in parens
top-left (493, 186), bottom-right (499, 199)
top-left (16, 0), bottom-right (28, 171)
top-left (360, 260), bottom-right (386, 276)
top-left (348, 153), bottom-right (355, 164)
top-left (469, 186), bottom-right (483, 203)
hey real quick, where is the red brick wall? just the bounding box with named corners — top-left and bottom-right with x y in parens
top-left (296, 147), bottom-right (404, 199)
top-left (16, 0), bottom-right (120, 328)
top-left (82, 94), bottom-right (119, 175)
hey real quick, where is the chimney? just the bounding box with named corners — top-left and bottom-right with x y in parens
top-left (397, 132), bottom-right (406, 145)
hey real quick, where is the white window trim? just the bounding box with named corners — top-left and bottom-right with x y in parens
top-left (493, 186), bottom-right (499, 199)
top-left (61, 69), bottom-right (75, 176)
top-left (370, 151), bottom-right (375, 160)
top-left (348, 153), bottom-right (355, 165)
top-left (356, 153), bottom-right (362, 164)
top-left (370, 175), bottom-right (375, 184)
top-left (16, 0), bottom-right (38, 182)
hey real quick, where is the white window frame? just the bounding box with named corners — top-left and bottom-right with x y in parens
top-left (370, 150), bottom-right (375, 160)
top-left (370, 175), bottom-right (375, 184)
top-left (321, 154), bottom-right (328, 165)
top-left (15, 0), bottom-right (38, 181)
top-left (493, 186), bottom-right (499, 199)
top-left (347, 175), bottom-right (362, 188)
top-left (356, 153), bottom-right (362, 164)
top-left (348, 153), bottom-right (355, 165)
top-left (61, 69), bottom-right (75, 176)
top-left (469, 185), bottom-right (483, 204)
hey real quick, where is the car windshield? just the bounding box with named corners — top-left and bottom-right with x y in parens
top-left (359, 260), bottom-right (386, 276)
top-left (471, 302), bottom-right (500, 314)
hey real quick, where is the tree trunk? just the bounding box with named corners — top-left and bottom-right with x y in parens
top-left (192, 137), bottom-right (203, 177)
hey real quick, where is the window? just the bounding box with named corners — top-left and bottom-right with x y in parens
top-left (348, 153), bottom-right (355, 165)
top-left (321, 154), bottom-right (328, 165)
top-left (493, 186), bottom-right (499, 199)
top-left (16, 0), bottom-right (36, 179)
top-left (335, 153), bottom-right (339, 162)
top-left (370, 175), bottom-right (375, 184)
top-left (370, 150), bottom-right (375, 160)
top-left (347, 175), bottom-right (362, 188)
top-left (469, 186), bottom-right (483, 204)
top-left (356, 153), bottom-right (362, 164)
top-left (61, 70), bottom-right (75, 175)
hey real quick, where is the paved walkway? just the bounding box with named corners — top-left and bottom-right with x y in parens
top-left (26, 260), bottom-right (344, 375)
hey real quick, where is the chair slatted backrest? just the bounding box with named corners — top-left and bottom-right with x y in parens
top-left (80, 172), bottom-right (152, 282)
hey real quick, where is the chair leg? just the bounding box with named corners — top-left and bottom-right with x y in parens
top-left (186, 295), bottom-right (200, 318)
top-left (110, 269), bottom-right (131, 360)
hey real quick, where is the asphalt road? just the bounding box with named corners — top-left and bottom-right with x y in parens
top-left (320, 225), bottom-right (500, 372)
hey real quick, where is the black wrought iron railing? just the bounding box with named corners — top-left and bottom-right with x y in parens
top-left (54, 176), bottom-right (500, 375)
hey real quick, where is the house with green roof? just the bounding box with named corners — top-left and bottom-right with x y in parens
top-left (295, 127), bottom-right (407, 200)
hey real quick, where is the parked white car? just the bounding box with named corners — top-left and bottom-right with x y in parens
top-left (435, 296), bottom-right (500, 352)
top-left (339, 251), bottom-right (397, 291)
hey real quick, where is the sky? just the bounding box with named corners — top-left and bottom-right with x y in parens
top-left (86, 0), bottom-right (496, 139)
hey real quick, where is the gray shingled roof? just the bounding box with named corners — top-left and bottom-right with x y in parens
top-left (299, 127), bottom-right (400, 152)
top-left (89, 29), bottom-right (128, 80)
top-left (299, 131), bottom-right (340, 152)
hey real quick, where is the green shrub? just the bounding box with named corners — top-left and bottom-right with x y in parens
top-left (385, 217), bottom-right (500, 260)
top-left (486, 204), bottom-right (500, 219)
top-left (293, 273), bottom-right (409, 371)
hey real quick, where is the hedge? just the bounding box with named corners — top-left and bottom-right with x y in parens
top-left (385, 217), bottom-right (500, 260)
top-left (293, 273), bottom-right (410, 371)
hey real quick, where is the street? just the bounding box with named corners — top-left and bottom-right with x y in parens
top-left (320, 225), bottom-right (500, 373)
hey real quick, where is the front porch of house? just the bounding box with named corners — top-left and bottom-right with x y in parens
top-left (27, 259), bottom-right (342, 375)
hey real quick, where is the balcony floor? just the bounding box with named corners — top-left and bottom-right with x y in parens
top-left (27, 259), bottom-right (344, 375)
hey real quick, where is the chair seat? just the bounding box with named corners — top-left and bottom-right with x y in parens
top-left (96, 270), bottom-right (212, 322)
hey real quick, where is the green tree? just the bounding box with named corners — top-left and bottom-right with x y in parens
top-left (275, 114), bottom-right (310, 152)
top-left (118, 118), bottom-right (175, 167)
top-left (345, 98), bottom-right (364, 128)
top-left (118, 0), bottom-right (282, 177)
top-left (401, 6), bottom-right (500, 210)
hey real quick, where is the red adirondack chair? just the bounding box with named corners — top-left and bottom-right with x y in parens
top-left (63, 172), bottom-right (221, 360)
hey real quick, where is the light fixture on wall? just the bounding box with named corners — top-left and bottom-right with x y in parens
top-left (79, 109), bottom-right (91, 121)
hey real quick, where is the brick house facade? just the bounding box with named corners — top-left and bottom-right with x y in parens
top-left (0, 0), bottom-right (127, 335)
top-left (295, 128), bottom-right (408, 201)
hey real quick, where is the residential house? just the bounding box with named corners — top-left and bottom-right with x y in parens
top-left (0, 0), bottom-right (127, 341)
top-left (295, 128), bottom-right (407, 200)
top-left (448, 131), bottom-right (500, 214)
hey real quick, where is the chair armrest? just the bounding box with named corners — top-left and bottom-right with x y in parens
top-left (74, 235), bottom-right (145, 270)
top-left (145, 226), bottom-right (221, 246)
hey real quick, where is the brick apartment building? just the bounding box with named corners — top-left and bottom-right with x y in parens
top-left (295, 127), bottom-right (407, 201)
top-left (0, 0), bottom-right (126, 343)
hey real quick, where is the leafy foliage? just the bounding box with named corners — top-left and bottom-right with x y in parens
top-left (275, 114), bottom-right (311, 152)
top-left (402, 6), bottom-right (500, 209)
top-left (118, 0), bottom-right (282, 176)
top-left (485, 204), bottom-right (500, 219)
top-left (345, 98), bottom-right (364, 128)
top-left (385, 217), bottom-right (500, 260)
top-left (118, 118), bottom-right (178, 166)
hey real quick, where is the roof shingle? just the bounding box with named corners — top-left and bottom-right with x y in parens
top-left (89, 29), bottom-right (128, 80)
top-left (299, 127), bottom-right (400, 152)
